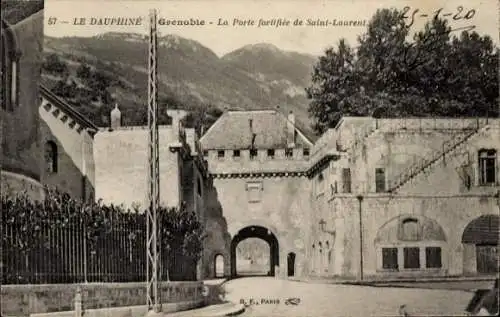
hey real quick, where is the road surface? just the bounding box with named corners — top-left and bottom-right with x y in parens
top-left (223, 277), bottom-right (474, 316)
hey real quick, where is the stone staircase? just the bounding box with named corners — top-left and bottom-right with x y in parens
top-left (387, 121), bottom-right (489, 193)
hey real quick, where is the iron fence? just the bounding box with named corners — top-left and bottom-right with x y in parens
top-left (1, 195), bottom-right (198, 284)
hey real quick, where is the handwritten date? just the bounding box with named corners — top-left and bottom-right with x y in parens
top-left (402, 6), bottom-right (476, 28)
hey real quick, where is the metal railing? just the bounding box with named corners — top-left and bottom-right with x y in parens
top-left (1, 195), bottom-right (198, 284)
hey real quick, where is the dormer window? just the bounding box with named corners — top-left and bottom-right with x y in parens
top-left (267, 149), bottom-right (275, 158)
top-left (285, 148), bottom-right (293, 158)
top-left (217, 150), bottom-right (225, 158)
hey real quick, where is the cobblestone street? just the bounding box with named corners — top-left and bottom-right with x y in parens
top-left (223, 277), bottom-right (475, 317)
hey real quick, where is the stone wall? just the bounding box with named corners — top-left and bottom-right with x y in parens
top-left (1, 281), bottom-right (204, 316)
top-left (331, 195), bottom-right (499, 279)
top-left (307, 119), bottom-right (499, 279)
top-left (39, 106), bottom-right (95, 201)
top-left (1, 11), bottom-right (44, 200)
top-left (201, 177), bottom-right (231, 278)
top-left (94, 126), bottom-right (181, 209)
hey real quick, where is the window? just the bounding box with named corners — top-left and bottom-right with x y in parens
top-left (203, 150), bottom-right (208, 157)
top-left (45, 141), bottom-right (58, 173)
top-left (249, 149), bottom-right (258, 159)
top-left (403, 247), bottom-right (420, 269)
top-left (303, 148), bottom-right (310, 157)
top-left (233, 150), bottom-right (240, 158)
top-left (217, 150), bottom-right (225, 158)
top-left (375, 168), bottom-right (386, 192)
top-left (246, 181), bottom-right (262, 203)
top-left (197, 178), bottom-right (202, 196)
top-left (1, 20), bottom-right (20, 111)
top-left (425, 247), bottom-right (442, 268)
top-left (285, 148), bottom-right (293, 158)
top-left (399, 218), bottom-right (421, 241)
top-left (267, 149), bottom-right (275, 158)
top-left (479, 149), bottom-right (497, 185)
top-left (382, 248), bottom-right (398, 270)
top-left (342, 168), bottom-right (351, 193)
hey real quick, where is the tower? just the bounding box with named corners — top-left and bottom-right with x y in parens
top-left (146, 8), bottom-right (160, 313)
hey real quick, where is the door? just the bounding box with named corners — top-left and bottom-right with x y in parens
top-left (287, 252), bottom-right (296, 276)
top-left (476, 244), bottom-right (498, 274)
top-left (215, 254), bottom-right (224, 277)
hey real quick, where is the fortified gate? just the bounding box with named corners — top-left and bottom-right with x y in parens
top-left (200, 110), bottom-right (333, 278)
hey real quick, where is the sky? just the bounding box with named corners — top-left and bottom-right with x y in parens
top-left (44, 0), bottom-right (499, 56)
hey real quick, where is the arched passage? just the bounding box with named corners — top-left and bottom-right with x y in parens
top-left (230, 225), bottom-right (279, 277)
top-left (462, 214), bottom-right (499, 275)
top-left (214, 254), bottom-right (225, 278)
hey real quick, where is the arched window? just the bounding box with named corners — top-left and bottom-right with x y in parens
top-left (45, 141), bottom-right (58, 173)
top-left (1, 20), bottom-right (20, 111)
top-left (399, 218), bottom-right (420, 241)
top-left (478, 149), bottom-right (497, 186)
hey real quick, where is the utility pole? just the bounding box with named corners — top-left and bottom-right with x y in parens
top-left (146, 8), bottom-right (161, 313)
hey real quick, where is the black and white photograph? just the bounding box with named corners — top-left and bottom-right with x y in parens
top-left (1, 0), bottom-right (499, 316)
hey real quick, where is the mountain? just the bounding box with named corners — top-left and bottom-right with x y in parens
top-left (42, 32), bottom-right (318, 139)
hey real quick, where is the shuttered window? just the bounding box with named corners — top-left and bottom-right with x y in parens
top-left (403, 247), bottom-right (420, 269)
top-left (382, 248), bottom-right (398, 270)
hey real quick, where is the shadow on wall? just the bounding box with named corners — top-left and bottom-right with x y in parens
top-left (203, 180), bottom-right (231, 279)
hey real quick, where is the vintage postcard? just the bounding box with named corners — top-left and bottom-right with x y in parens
top-left (1, 0), bottom-right (499, 316)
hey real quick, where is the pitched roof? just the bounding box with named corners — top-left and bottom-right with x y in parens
top-left (40, 85), bottom-right (99, 132)
top-left (200, 110), bottom-right (313, 150)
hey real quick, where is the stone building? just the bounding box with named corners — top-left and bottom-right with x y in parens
top-left (1, 6), bottom-right (44, 199)
top-left (39, 85), bottom-right (98, 201)
top-left (200, 110), bottom-right (322, 277)
top-left (201, 112), bottom-right (499, 280)
top-left (308, 117), bottom-right (499, 279)
top-left (93, 108), bottom-right (231, 279)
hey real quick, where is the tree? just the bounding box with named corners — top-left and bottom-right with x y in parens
top-left (158, 205), bottom-right (205, 281)
top-left (307, 8), bottom-right (499, 134)
top-left (76, 63), bottom-right (92, 80)
top-left (43, 53), bottom-right (68, 75)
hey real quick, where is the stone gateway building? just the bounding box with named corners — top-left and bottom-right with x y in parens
top-left (201, 112), bottom-right (499, 280)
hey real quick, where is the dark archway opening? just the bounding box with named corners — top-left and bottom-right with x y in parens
top-left (287, 252), bottom-right (296, 276)
top-left (462, 215), bottom-right (499, 274)
top-left (214, 254), bottom-right (224, 278)
top-left (230, 226), bottom-right (279, 278)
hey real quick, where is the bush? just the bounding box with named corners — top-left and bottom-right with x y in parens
top-left (1, 188), bottom-right (205, 284)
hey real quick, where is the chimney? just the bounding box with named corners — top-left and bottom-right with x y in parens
top-left (287, 110), bottom-right (295, 148)
top-left (110, 103), bottom-right (121, 129)
top-left (167, 109), bottom-right (188, 140)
